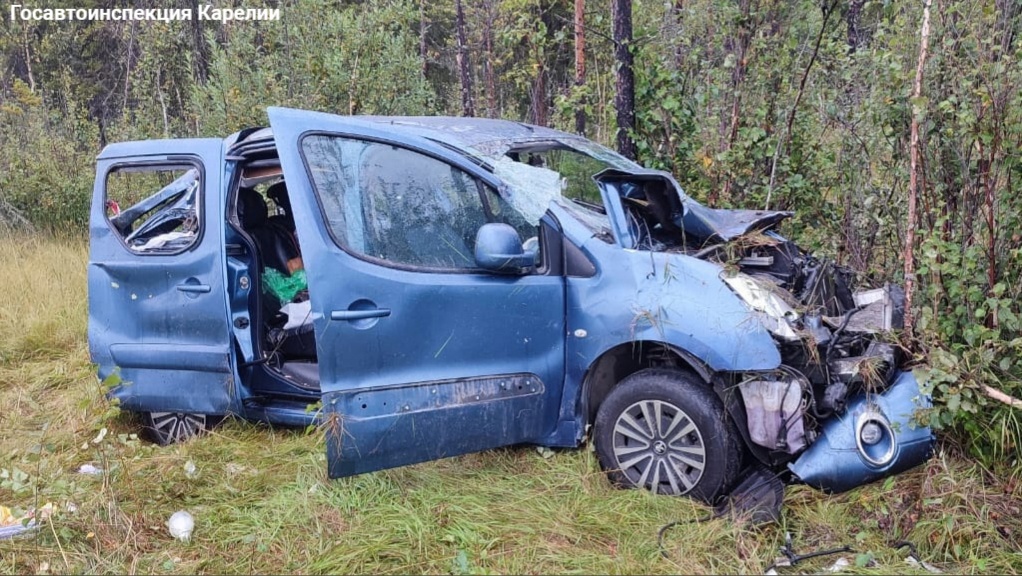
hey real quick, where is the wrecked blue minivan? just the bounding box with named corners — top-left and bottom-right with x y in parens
top-left (88, 107), bottom-right (933, 502)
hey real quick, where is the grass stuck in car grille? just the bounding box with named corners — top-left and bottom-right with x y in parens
top-left (0, 233), bottom-right (1019, 574)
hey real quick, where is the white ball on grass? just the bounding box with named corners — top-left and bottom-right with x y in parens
top-left (168, 510), bottom-right (195, 541)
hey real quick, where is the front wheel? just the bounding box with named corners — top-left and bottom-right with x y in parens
top-left (594, 368), bottom-right (742, 503)
top-left (141, 412), bottom-right (221, 446)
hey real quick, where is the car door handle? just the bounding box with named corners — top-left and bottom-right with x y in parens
top-left (176, 283), bottom-right (211, 294)
top-left (331, 309), bottom-right (391, 321)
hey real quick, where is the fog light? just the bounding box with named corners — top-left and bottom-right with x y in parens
top-left (855, 408), bottom-right (896, 467)
top-left (860, 421), bottom-right (883, 445)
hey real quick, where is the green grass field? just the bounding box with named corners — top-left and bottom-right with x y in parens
top-left (1, 234), bottom-right (1020, 574)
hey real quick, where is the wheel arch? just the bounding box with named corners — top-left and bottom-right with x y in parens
top-left (591, 365), bottom-right (743, 500)
top-left (580, 340), bottom-right (714, 424)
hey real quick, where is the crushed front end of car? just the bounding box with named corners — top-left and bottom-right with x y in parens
top-left (592, 169), bottom-right (935, 493)
top-left (716, 240), bottom-right (934, 493)
top-left (454, 128), bottom-right (932, 495)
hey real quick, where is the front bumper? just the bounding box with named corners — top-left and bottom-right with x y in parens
top-left (789, 370), bottom-right (935, 493)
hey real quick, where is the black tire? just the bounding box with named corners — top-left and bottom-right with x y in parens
top-left (594, 368), bottom-right (742, 503)
top-left (141, 411), bottom-right (222, 446)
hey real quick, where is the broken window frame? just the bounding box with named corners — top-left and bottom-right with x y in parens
top-left (103, 161), bottom-right (204, 256)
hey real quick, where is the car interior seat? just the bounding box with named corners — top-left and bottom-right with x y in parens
top-left (237, 187), bottom-right (317, 367)
top-left (266, 181), bottom-right (296, 235)
top-left (237, 187), bottom-right (301, 277)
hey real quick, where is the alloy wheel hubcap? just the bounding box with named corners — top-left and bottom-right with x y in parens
top-left (150, 412), bottom-right (206, 443)
top-left (611, 399), bottom-right (706, 495)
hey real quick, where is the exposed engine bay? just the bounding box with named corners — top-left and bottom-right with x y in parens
top-left (723, 255), bottom-right (906, 463)
top-left (593, 170), bottom-right (921, 479)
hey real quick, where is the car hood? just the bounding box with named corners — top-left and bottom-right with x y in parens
top-left (682, 204), bottom-right (793, 242)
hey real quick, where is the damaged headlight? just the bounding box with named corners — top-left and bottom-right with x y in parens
top-left (723, 273), bottom-right (800, 341)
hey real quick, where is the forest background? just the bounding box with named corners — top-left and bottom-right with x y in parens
top-left (1, 0), bottom-right (1020, 467)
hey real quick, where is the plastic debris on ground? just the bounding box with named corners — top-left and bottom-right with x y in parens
top-left (713, 465), bottom-right (785, 525)
top-left (91, 427), bottom-right (108, 444)
top-left (262, 268), bottom-right (307, 303)
top-left (897, 541), bottom-right (943, 573)
top-left (168, 510), bottom-right (195, 541)
top-left (0, 503), bottom-right (53, 540)
top-left (906, 555), bottom-right (943, 573)
top-left (78, 463), bottom-right (103, 475)
top-left (184, 460), bottom-right (197, 478)
top-left (0, 519), bottom-right (38, 540)
top-left (765, 533), bottom-right (852, 574)
top-left (659, 465), bottom-right (786, 560)
top-left (825, 557), bottom-right (852, 572)
top-left (535, 446), bottom-right (556, 459)
top-left (762, 539), bottom-right (945, 574)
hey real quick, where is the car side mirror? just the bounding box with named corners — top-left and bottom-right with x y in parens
top-left (474, 223), bottom-right (537, 273)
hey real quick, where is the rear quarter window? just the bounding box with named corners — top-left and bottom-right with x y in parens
top-left (104, 164), bottom-right (202, 254)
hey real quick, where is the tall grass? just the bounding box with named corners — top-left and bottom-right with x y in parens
top-left (0, 234), bottom-right (1019, 574)
top-left (0, 233), bottom-right (87, 363)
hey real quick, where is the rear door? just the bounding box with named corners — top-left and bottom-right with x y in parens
top-left (88, 139), bottom-right (233, 415)
top-left (269, 107), bottom-right (566, 477)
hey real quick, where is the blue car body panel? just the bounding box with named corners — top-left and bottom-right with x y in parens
top-left (89, 138), bottom-right (235, 415)
top-left (267, 107), bottom-right (567, 477)
top-left (789, 370), bottom-right (935, 493)
top-left (565, 236), bottom-right (782, 373)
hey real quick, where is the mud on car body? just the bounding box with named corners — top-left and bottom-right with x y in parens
top-left (88, 107), bottom-right (933, 502)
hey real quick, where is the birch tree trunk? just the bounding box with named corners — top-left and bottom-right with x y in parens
top-left (904, 0), bottom-right (933, 337)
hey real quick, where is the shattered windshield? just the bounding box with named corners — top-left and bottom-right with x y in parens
top-left (480, 136), bottom-right (791, 246)
top-left (481, 138), bottom-right (640, 237)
